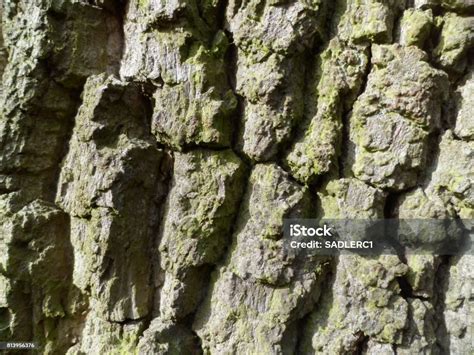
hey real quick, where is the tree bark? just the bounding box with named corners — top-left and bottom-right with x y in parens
top-left (0, 0), bottom-right (473, 353)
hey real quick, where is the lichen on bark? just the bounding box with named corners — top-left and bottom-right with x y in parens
top-left (0, 0), bottom-right (473, 354)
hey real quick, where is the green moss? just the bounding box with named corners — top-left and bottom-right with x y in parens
top-left (112, 333), bottom-right (139, 355)
top-left (399, 9), bottom-right (433, 47)
top-left (160, 149), bottom-right (246, 272)
top-left (137, 0), bottom-right (150, 9)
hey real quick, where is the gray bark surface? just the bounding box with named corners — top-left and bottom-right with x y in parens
top-left (0, 0), bottom-right (473, 353)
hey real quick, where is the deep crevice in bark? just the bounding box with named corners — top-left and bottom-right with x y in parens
top-left (433, 255), bottom-right (452, 353)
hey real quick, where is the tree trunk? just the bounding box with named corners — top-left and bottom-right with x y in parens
top-left (0, 0), bottom-right (473, 353)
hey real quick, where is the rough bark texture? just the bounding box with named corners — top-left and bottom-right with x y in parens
top-left (0, 0), bottom-right (473, 354)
